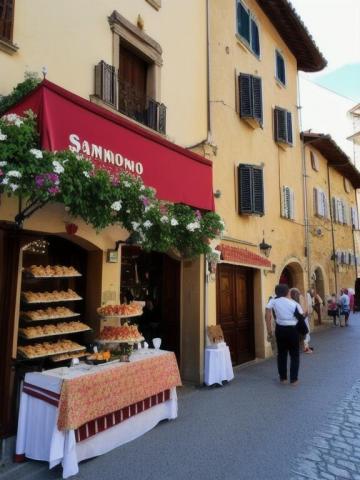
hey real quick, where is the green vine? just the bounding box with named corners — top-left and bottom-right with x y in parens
top-left (0, 73), bottom-right (41, 116)
top-left (0, 111), bottom-right (224, 257)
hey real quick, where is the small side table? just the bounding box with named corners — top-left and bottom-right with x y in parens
top-left (204, 343), bottom-right (234, 386)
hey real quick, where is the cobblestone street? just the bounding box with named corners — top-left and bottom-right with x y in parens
top-left (292, 380), bottom-right (360, 480)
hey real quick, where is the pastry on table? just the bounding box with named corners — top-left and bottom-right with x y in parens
top-left (26, 265), bottom-right (81, 277)
top-left (99, 323), bottom-right (144, 342)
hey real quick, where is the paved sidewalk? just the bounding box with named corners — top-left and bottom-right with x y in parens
top-left (2, 315), bottom-right (360, 480)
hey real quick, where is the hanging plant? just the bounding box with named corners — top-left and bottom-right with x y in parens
top-left (0, 111), bottom-right (225, 257)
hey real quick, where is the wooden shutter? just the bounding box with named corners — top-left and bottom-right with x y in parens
top-left (286, 112), bottom-right (293, 144)
top-left (0, 0), bottom-right (14, 41)
top-left (252, 166), bottom-right (264, 215)
top-left (95, 61), bottom-right (117, 107)
top-left (310, 151), bottom-right (319, 171)
top-left (239, 74), bottom-right (253, 118)
top-left (282, 186), bottom-right (289, 218)
top-left (274, 108), bottom-right (287, 143)
top-left (323, 191), bottom-right (330, 218)
top-left (351, 206), bottom-right (359, 230)
top-left (289, 189), bottom-right (295, 220)
top-left (252, 76), bottom-right (263, 124)
top-left (237, 1), bottom-right (250, 43)
top-left (341, 201), bottom-right (347, 225)
top-left (276, 51), bottom-right (286, 84)
top-left (251, 19), bottom-right (260, 56)
top-left (238, 164), bottom-right (253, 214)
top-left (313, 188), bottom-right (319, 216)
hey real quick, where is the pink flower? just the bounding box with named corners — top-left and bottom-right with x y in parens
top-left (48, 186), bottom-right (60, 195)
top-left (0, 169), bottom-right (3, 176)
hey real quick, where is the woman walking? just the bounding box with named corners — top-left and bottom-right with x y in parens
top-left (265, 284), bottom-right (305, 385)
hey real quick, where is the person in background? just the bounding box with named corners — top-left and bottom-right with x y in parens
top-left (306, 289), bottom-right (314, 328)
top-left (339, 288), bottom-right (350, 327)
top-left (290, 288), bottom-right (313, 354)
top-left (265, 284), bottom-right (304, 385)
top-left (348, 288), bottom-right (355, 313)
top-left (313, 289), bottom-right (324, 325)
top-left (327, 293), bottom-right (339, 326)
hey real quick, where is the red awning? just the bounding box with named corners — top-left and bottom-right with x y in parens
top-left (10, 80), bottom-right (214, 211)
top-left (216, 244), bottom-right (271, 269)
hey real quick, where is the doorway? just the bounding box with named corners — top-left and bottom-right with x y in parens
top-left (120, 247), bottom-right (181, 361)
top-left (216, 263), bottom-right (255, 365)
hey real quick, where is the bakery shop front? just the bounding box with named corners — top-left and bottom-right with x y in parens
top-left (0, 79), bottom-right (216, 451)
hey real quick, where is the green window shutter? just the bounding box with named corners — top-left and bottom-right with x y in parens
top-left (239, 73), bottom-right (253, 118)
top-left (238, 164), bottom-right (253, 214)
top-left (252, 166), bottom-right (264, 215)
top-left (286, 112), bottom-right (293, 145)
top-left (252, 76), bottom-right (263, 125)
top-left (251, 19), bottom-right (260, 56)
top-left (276, 51), bottom-right (286, 84)
top-left (274, 108), bottom-right (287, 143)
top-left (237, 1), bottom-right (250, 43)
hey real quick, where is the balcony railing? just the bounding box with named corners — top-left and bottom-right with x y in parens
top-left (95, 60), bottom-right (166, 135)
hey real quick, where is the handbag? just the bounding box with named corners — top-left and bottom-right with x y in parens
top-left (294, 307), bottom-right (309, 335)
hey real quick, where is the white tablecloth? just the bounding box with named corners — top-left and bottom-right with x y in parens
top-left (204, 344), bottom-right (234, 386)
top-left (15, 350), bottom-right (178, 478)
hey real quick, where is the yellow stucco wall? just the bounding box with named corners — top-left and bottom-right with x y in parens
top-left (306, 145), bottom-right (358, 297)
top-left (201, 0), bottom-right (307, 357)
top-left (0, 0), bottom-right (207, 148)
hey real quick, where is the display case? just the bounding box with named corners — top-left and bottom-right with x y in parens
top-left (15, 238), bottom-right (91, 367)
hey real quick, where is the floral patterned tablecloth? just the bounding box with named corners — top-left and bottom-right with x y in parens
top-left (57, 351), bottom-right (181, 431)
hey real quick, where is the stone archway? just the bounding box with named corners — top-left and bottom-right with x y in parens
top-left (279, 261), bottom-right (305, 293)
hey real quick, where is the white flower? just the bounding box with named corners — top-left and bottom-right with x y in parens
top-left (111, 200), bottom-right (122, 212)
top-left (123, 181), bottom-right (131, 187)
top-left (186, 221), bottom-right (200, 232)
top-left (170, 218), bottom-right (179, 226)
top-left (1, 177), bottom-right (9, 185)
top-left (131, 221), bottom-right (140, 231)
top-left (126, 209), bottom-right (130, 213)
top-left (6, 170), bottom-right (22, 178)
top-left (10, 183), bottom-right (19, 191)
top-left (52, 160), bottom-right (64, 174)
top-left (160, 215), bottom-right (169, 223)
top-left (143, 220), bottom-right (153, 229)
top-left (83, 171), bottom-right (90, 178)
top-left (139, 185), bottom-right (146, 191)
top-left (0, 161), bottom-right (7, 167)
top-left (30, 149), bottom-right (43, 159)
top-left (0, 129), bottom-right (7, 141)
top-left (2, 113), bottom-right (23, 126)
top-left (144, 206), bottom-right (151, 213)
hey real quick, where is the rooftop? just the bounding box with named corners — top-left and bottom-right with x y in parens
top-left (256, 0), bottom-right (327, 72)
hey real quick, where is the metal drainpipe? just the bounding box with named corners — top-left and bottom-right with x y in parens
top-left (297, 75), bottom-right (311, 291)
top-left (327, 164), bottom-right (338, 293)
top-left (206, 0), bottom-right (211, 141)
top-left (354, 188), bottom-right (359, 279)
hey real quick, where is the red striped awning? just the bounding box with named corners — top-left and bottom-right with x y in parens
top-left (9, 80), bottom-right (214, 211)
top-left (216, 244), bottom-right (271, 268)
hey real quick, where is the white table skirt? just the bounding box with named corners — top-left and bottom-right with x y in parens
top-left (204, 344), bottom-right (234, 386)
top-left (15, 352), bottom-right (178, 478)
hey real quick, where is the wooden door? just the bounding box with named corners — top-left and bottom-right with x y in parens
top-left (119, 45), bottom-right (147, 94)
top-left (216, 264), bottom-right (254, 365)
top-left (161, 255), bottom-right (181, 362)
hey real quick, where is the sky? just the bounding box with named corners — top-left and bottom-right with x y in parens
top-left (290, 0), bottom-right (360, 101)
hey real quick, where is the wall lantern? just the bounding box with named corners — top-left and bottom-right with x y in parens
top-left (259, 238), bottom-right (272, 257)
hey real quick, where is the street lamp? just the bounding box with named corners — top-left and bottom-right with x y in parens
top-left (259, 238), bottom-right (272, 257)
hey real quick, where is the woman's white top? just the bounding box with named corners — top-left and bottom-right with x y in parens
top-left (266, 297), bottom-right (304, 326)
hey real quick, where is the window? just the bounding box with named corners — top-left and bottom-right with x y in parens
top-left (313, 188), bottom-right (329, 218)
top-left (281, 186), bottom-right (294, 220)
top-left (344, 177), bottom-right (351, 193)
top-left (0, 0), bottom-right (14, 42)
top-left (274, 107), bottom-right (293, 146)
top-left (238, 73), bottom-right (263, 126)
top-left (237, 164), bottom-right (264, 215)
top-left (332, 197), bottom-right (348, 225)
top-left (350, 206), bottom-right (359, 229)
top-left (275, 50), bottom-right (286, 85)
top-left (95, 11), bottom-right (166, 134)
top-left (236, 1), bottom-right (260, 57)
top-left (310, 151), bottom-right (319, 172)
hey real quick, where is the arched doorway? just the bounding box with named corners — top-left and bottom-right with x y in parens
top-left (279, 261), bottom-right (305, 292)
top-left (314, 267), bottom-right (325, 300)
top-left (279, 266), bottom-right (294, 287)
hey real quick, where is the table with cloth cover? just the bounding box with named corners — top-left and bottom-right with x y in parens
top-left (15, 350), bottom-right (181, 478)
top-left (204, 343), bottom-right (234, 386)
